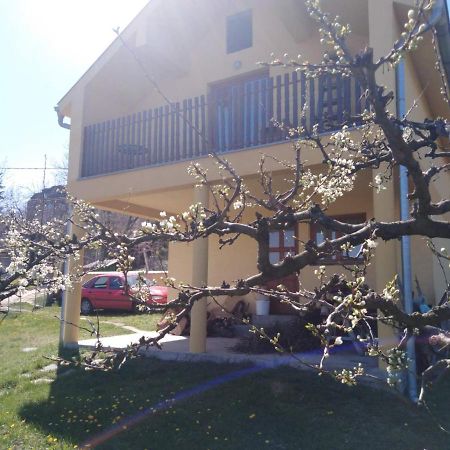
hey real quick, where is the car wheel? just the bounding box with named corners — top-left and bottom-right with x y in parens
top-left (80, 298), bottom-right (93, 315)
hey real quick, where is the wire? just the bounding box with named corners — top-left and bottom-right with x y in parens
top-left (0, 167), bottom-right (68, 170)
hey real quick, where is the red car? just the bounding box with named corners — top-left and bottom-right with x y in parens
top-left (80, 273), bottom-right (168, 314)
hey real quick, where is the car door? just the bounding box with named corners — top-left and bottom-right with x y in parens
top-left (86, 276), bottom-right (110, 310)
top-left (107, 276), bottom-right (133, 311)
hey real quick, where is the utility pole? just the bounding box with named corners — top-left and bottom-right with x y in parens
top-left (40, 155), bottom-right (47, 225)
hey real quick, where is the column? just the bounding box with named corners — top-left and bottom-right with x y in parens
top-left (189, 185), bottom-right (209, 353)
top-left (60, 219), bottom-right (85, 348)
top-left (368, 0), bottom-right (401, 365)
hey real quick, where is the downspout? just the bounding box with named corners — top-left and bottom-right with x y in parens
top-left (395, 60), bottom-right (417, 402)
top-left (54, 105), bottom-right (71, 130)
top-left (54, 103), bottom-right (70, 344)
top-left (393, 0), bottom-right (448, 402)
top-left (55, 103), bottom-right (70, 344)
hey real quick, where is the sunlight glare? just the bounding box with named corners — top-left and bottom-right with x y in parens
top-left (17, 0), bottom-right (149, 69)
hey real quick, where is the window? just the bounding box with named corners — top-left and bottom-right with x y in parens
top-left (266, 227), bottom-right (299, 300)
top-left (310, 214), bottom-right (366, 264)
top-left (93, 276), bottom-right (108, 289)
top-left (109, 276), bottom-right (124, 290)
top-left (269, 228), bottom-right (297, 265)
top-left (227, 10), bottom-right (252, 54)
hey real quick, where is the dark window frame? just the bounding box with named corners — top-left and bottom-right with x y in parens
top-left (226, 9), bottom-right (253, 54)
top-left (109, 276), bottom-right (125, 290)
top-left (269, 227), bottom-right (298, 265)
top-left (310, 213), bottom-right (366, 265)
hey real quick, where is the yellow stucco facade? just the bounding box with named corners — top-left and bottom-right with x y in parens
top-left (58, 0), bottom-right (450, 352)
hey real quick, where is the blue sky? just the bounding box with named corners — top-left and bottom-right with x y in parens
top-left (0, 0), bottom-right (147, 194)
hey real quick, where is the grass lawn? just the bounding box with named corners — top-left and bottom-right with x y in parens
top-left (1, 307), bottom-right (450, 449)
top-left (88, 310), bottom-right (163, 333)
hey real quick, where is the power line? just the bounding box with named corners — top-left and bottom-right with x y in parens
top-left (0, 167), bottom-right (68, 170)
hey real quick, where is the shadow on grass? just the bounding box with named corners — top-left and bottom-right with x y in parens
top-left (18, 356), bottom-right (450, 450)
top-left (19, 357), bottom-right (255, 449)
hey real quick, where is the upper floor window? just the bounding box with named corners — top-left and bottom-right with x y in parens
top-left (227, 10), bottom-right (252, 54)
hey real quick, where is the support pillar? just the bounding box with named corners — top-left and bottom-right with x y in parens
top-left (368, 0), bottom-right (401, 367)
top-left (372, 172), bottom-right (400, 363)
top-left (60, 220), bottom-right (84, 348)
top-left (189, 185), bottom-right (209, 353)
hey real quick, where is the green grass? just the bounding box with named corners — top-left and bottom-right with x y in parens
top-left (85, 310), bottom-right (163, 333)
top-left (1, 307), bottom-right (450, 449)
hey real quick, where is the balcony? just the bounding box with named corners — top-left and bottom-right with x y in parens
top-left (81, 72), bottom-right (366, 178)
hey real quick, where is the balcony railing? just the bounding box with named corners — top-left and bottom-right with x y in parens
top-left (81, 72), bottom-right (366, 178)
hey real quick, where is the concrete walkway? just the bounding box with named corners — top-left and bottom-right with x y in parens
top-left (79, 332), bottom-right (385, 381)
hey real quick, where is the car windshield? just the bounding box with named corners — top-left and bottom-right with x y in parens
top-left (126, 274), bottom-right (155, 288)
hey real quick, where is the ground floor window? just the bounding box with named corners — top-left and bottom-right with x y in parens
top-left (269, 228), bottom-right (297, 264)
top-left (310, 213), bottom-right (366, 264)
top-left (266, 228), bottom-right (299, 314)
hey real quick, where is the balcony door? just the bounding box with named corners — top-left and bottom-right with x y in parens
top-left (210, 72), bottom-right (270, 153)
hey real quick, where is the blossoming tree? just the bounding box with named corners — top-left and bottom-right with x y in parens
top-left (2, 0), bottom-right (450, 404)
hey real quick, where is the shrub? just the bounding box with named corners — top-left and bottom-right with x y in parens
top-left (233, 312), bottom-right (322, 354)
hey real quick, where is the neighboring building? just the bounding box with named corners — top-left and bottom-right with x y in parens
top-left (25, 185), bottom-right (166, 271)
top-left (56, 0), bottom-right (450, 352)
top-left (26, 185), bottom-right (68, 224)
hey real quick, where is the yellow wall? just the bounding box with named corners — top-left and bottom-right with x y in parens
top-left (81, 1), bottom-right (369, 126)
top-left (59, 0), bottom-right (450, 318)
top-left (166, 167), bottom-right (376, 314)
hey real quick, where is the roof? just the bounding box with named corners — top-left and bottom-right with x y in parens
top-left (56, 0), bottom-right (450, 118)
top-left (434, 0), bottom-right (450, 89)
top-left (56, 0), bottom-right (158, 115)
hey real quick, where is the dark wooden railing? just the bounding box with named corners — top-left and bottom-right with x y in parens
top-left (81, 73), bottom-right (366, 178)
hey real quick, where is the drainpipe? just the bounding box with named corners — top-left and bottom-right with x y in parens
top-left (54, 105), bottom-right (71, 130)
top-left (393, 0), bottom-right (448, 404)
top-left (395, 60), bottom-right (417, 402)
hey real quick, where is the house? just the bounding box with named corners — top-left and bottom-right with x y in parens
top-left (56, 0), bottom-right (450, 354)
top-left (26, 185), bottom-right (68, 224)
